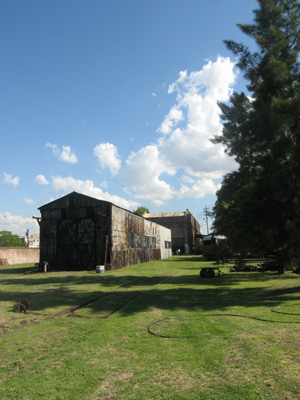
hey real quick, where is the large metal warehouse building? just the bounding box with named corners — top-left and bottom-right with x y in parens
top-left (38, 192), bottom-right (172, 270)
top-left (143, 210), bottom-right (201, 254)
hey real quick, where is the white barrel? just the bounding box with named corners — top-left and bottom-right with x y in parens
top-left (96, 265), bottom-right (105, 274)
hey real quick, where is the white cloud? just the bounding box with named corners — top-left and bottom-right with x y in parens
top-left (121, 145), bottom-right (175, 204)
top-left (94, 143), bottom-right (121, 176)
top-left (46, 143), bottom-right (78, 164)
top-left (60, 146), bottom-right (78, 164)
top-left (24, 198), bottom-right (35, 205)
top-left (158, 56), bottom-right (238, 179)
top-left (45, 142), bottom-right (59, 156)
top-left (157, 106), bottom-right (183, 135)
top-left (121, 57), bottom-right (238, 204)
top-left (35, 174), bottom-right (49, 185)
top-left (177, 179), bottom-right (221, 199)
top-left (51, 175), bottom-right (139, 210)
top-left (3, 172), bottom-right (19, 186)
top-left (0, 212), bottom-right (39, 236)
top-left (180, 175), bottom-right (196, 184)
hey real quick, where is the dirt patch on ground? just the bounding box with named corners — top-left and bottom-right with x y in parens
top-left (92, 371), bottom-right (134, 399)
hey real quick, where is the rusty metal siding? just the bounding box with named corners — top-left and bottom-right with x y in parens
top-left (39, 192), bottom-right (171, 271)
top-left (110, 205), bottom-right (164, 270)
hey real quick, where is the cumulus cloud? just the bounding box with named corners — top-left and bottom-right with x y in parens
top-left (24, 198), bottom-right (35, 205)
top-left (177, 179), bottom-right (221, 199)
top-left (158, 56), bottom-right (238, 178)
top-left (121, 145), bottom-right (175, 205)
top-left (157, 106), bottom-right (183, 135)
top-left (100, 180), bottom-right (108, 189)
top-left (94, 143), bottom-right (121, 176)
top-left (180, 175), bottom-right (196, 184)
top-left (51, 175), bottom-right (139, 210)
top-left (0, 212), bottom-right (39, 236)
top-left (122, 57), bottom-right (237, 204)
top-left (60, 146), bottom-right (78, 164)
top-left (35, 174), bottom-right (49, 185)
top-left (46, 143), bottom-right (78, 164)
top-left (3, 172), bottom-right (19, 186)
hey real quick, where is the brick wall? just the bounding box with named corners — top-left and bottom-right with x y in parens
top-left (0, 248), bottom-right (40, 265)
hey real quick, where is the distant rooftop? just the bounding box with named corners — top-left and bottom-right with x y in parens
top-left (143, 210), bottom-right (191, 218)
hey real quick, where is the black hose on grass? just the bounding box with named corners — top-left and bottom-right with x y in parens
top-left (271, 303), bottom-right (300, 316)
top-left (147, 307), bottom-right (300, 338)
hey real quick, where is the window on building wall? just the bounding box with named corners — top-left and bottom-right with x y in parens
top-left (152, 236), bottom-right (156, 248)
top-left (165, 241), bottom-right (172, 249)
top-left (127, 233), bottom-right (156, 249)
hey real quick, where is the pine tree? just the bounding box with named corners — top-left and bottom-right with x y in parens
top-left (213, 0), bottom-right (300, 272)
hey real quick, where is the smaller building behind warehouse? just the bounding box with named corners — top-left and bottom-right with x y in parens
top-left (38, 192), bottom-right (172, 271)
top-left (143, 210), bottom-right (201, 254)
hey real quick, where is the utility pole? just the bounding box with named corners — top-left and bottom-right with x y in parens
top-left (203, 206), bottom-right (210, 235)
top-left (26, 229), bottom-right (30, 247)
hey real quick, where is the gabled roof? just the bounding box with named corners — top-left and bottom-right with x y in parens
top-left (38, 191), bottom-right (144, 219)
top-left (38, 191), bottom-right (111, 211)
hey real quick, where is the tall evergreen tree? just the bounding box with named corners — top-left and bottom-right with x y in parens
top-left (212, 0), bottom-right (300, 272)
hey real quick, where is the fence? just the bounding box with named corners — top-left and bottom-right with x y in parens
top-left (0, 248), bottom-right (39, 265)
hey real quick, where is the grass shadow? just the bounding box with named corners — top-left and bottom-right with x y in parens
top-left (1, 272), bottom-right (299, 320)
top-left (1, 259), bottom-right (300, 322)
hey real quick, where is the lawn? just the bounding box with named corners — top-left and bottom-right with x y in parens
top-left (0, 256), bottom-right (300, 399)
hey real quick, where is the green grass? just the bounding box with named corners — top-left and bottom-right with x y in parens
top-left (0, 257), bottom-right (300, 399)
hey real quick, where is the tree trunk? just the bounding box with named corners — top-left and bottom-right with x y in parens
top-left (277, 264), bottom-right (286, 275)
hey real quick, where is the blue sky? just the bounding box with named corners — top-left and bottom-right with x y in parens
top-left (1, 0), bottom-right (257, 236)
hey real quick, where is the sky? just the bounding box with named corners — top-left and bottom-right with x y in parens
top-left (1, 0), bottom-right (258, 236)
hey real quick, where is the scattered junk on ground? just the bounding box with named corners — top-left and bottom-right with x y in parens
top-left (13, 300), bottom-right (30, 313)
top-left (228, 257), bottom-right (278, 272)
top-left (199, 267), bottom-right (222, 278)
top-left (26, 261), bottom-right (49, 274)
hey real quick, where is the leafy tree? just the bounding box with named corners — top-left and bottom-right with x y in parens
top-left (212, 0), bottom-right (300, 273)
top-left (133, 206), bottom-right (150, 216)
top-left (0, 231), bottom-right (25, 247)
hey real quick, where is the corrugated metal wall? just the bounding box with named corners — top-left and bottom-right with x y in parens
top-left (110, 206), bottom-right (168, 269)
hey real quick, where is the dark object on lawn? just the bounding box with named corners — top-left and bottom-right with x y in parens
top-left (229, 257), bottom-right (278, 272)
top-left (13, 303), bottom-right (27, 313)
top-left (21, 300), bottom-right (30, 309)
top-left (13, 300), bottom-right (29, 313)
top-left (200, 268), bottom-right (218, 278)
